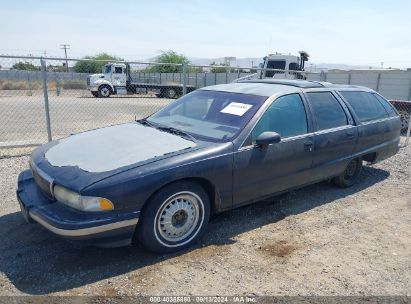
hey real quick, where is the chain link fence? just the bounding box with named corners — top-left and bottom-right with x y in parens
top-left (0, 55), bottom-right (410, 156)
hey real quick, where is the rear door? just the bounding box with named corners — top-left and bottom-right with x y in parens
top-left (233, 93), bottom-right (314, 206)
top-left (305, 91), bottom-right (357, 182)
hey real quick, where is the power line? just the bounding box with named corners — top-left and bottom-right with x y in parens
top-left (60, 44), bottom-right (70, 72)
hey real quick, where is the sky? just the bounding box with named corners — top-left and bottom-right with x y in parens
top-left (1, 0), bottom-right (410, 68)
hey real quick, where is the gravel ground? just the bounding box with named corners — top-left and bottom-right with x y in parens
top-left (0, 142), bottom-right (410, 296)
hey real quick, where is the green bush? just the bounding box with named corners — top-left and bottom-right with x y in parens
top-left (61, 79), bottom-right (86, 89)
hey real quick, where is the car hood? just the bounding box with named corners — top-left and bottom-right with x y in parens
top-left (32, 123), bottom-right (199, 192)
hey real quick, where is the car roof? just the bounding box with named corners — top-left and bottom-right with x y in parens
top-left (199, 79), bottom-right (371, 97)
top-left (199, 82), bottom-right (300, 97)
top-left (241, 79), bottom-right (324, 88)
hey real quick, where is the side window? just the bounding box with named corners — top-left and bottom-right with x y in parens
top-left (373, 93), bottom-right (397, 117)
top-left (114, 67), bottom-right (123, 74)
top-left (251, 94), bottom-right (307, 142)
top-left (307, 92), bottom-right (348, 131)
top-left (339, 91), bottom-right (389, 122)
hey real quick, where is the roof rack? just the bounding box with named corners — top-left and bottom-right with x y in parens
top-left (238, 79), bottom-right (324, 88)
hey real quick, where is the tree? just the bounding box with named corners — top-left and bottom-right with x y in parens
top-left (143, 50), bottom-right (190, 73)
top-left (12, 61), bottom-right (39, 71)
top-left (73, 53), bottom-right (123, 74)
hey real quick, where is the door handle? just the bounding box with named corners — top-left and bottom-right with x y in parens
top-left (304, 141), bottom-right (313, 151)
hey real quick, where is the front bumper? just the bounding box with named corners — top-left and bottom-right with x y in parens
top-left (87, 85), bottom-right (98, 92)
top-left (16, 169), bottom-right (140, 247)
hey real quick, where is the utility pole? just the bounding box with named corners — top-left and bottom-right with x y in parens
top-left (60, 44), bottom-right (70, 72)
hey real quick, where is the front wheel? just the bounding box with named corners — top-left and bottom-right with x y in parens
top-left (162, 88), bottom-right (177, 99)
top-left (98, 85), bottom-right (112, 98)
top-left (333, 158), bottom-right (362, 188)
top-left (137, 181), bottom-right (210, 253)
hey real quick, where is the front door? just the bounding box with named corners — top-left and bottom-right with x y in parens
top-left (233, 93), bottom-right (314, 206)
top-left (112, 65), bottom-right (127, 86)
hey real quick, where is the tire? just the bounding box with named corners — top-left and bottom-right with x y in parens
top-left (163, 88), bottom-right (177, 99)
top-left (333, 158), bottom-right (362, 188)
top-left (91, 91), bottom-right (98, 97)
top-left (137, 181), bottom-right (210, 253)
top-left (398, 110), bottom-right (410, 134)
top-left (98, 85), bottom-right (112, 98)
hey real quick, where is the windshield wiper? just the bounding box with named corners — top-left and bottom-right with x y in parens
top-left (137, 118), bottom-right (196, 142)
top-left (136, 118), bottom-right (156, 128)
top-left (157, 125), bottom-right (196, 142)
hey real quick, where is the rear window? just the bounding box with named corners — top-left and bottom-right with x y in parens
top-left (306, 92), bottom-right (348, 131)
top-left (373, 94), bottom-right (397, 117)
top-left (339, 91), bottom-right (389, 122)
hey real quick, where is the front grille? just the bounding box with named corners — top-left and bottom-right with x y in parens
top-left (30, 161), bottom-right (54, 199)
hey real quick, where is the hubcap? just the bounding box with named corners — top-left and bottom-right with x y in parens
top-left (156, 193), bottom-right (200, 242)
top-left (167, 89), bottom-right (176, 98)
top-left (101, 87), bottom-right (110, 97)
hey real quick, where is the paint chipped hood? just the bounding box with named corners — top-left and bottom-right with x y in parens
top-left (30, 123), bottom-right (199, 192)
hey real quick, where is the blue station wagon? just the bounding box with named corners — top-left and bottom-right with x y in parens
top-left (17, 79), bottom-right (401, 253)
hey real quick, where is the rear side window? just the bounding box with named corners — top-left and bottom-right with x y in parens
top-left (252, 94), bottom-right (307, 141)
top-left (373, 94), bottom-right (397, 117)
top-left (306, 92), bottom-right (348, 131)
top-left (339, 91), bottom-right (389, 122)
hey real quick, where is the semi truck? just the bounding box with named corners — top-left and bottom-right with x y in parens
top-left (87, 62), bottom-right (196, 98)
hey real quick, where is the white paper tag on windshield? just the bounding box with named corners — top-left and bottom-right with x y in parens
top-left (220, 102), bottom-right (253, 116)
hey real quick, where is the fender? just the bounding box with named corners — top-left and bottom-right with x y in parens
top-left (94, 79), bottom-right (114, 92)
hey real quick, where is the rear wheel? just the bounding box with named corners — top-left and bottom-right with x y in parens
top-left (333, 158), bottom-right (362, 188)
top-left (98, 85), bottom-right (112, 98)
top-left (162, 88), bottom-right (177, 99)
top-left (137, 181), bottom-right (210, 253)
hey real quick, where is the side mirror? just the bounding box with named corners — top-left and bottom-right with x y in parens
top-left (255, 132), bottom-right (281, 147)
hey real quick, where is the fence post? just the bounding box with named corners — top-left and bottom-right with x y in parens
top-left (408, 72), bottom-right (411, 101)
top-left (348, 73), bottom-right (351, 85)
top-left (376, 73), bottom-right (381, 92)
top-left (204, 72), bottom-right (207, 87)
top-left (40, 59), bottom-right (52, 142)
top-left (27, 71), bottom-right (32, 93)
top-left (182, 63), bottom-right (187, 95)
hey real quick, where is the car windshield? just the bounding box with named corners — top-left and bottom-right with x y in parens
top-left (147, 90), bottom-right (267, 142)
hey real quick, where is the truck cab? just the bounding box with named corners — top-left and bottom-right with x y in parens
top-left (104, 63), bottom-right (127, 87)
top-left (260, 52), bottom-right (309, 79)
top-left (87, 63), bottom-right (128, 97)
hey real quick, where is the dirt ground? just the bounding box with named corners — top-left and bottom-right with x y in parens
top-left (0, 142), bottom-right (410, 296)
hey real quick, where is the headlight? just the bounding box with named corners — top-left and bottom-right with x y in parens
top-left (53, 185), bottom-right (114, 212)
